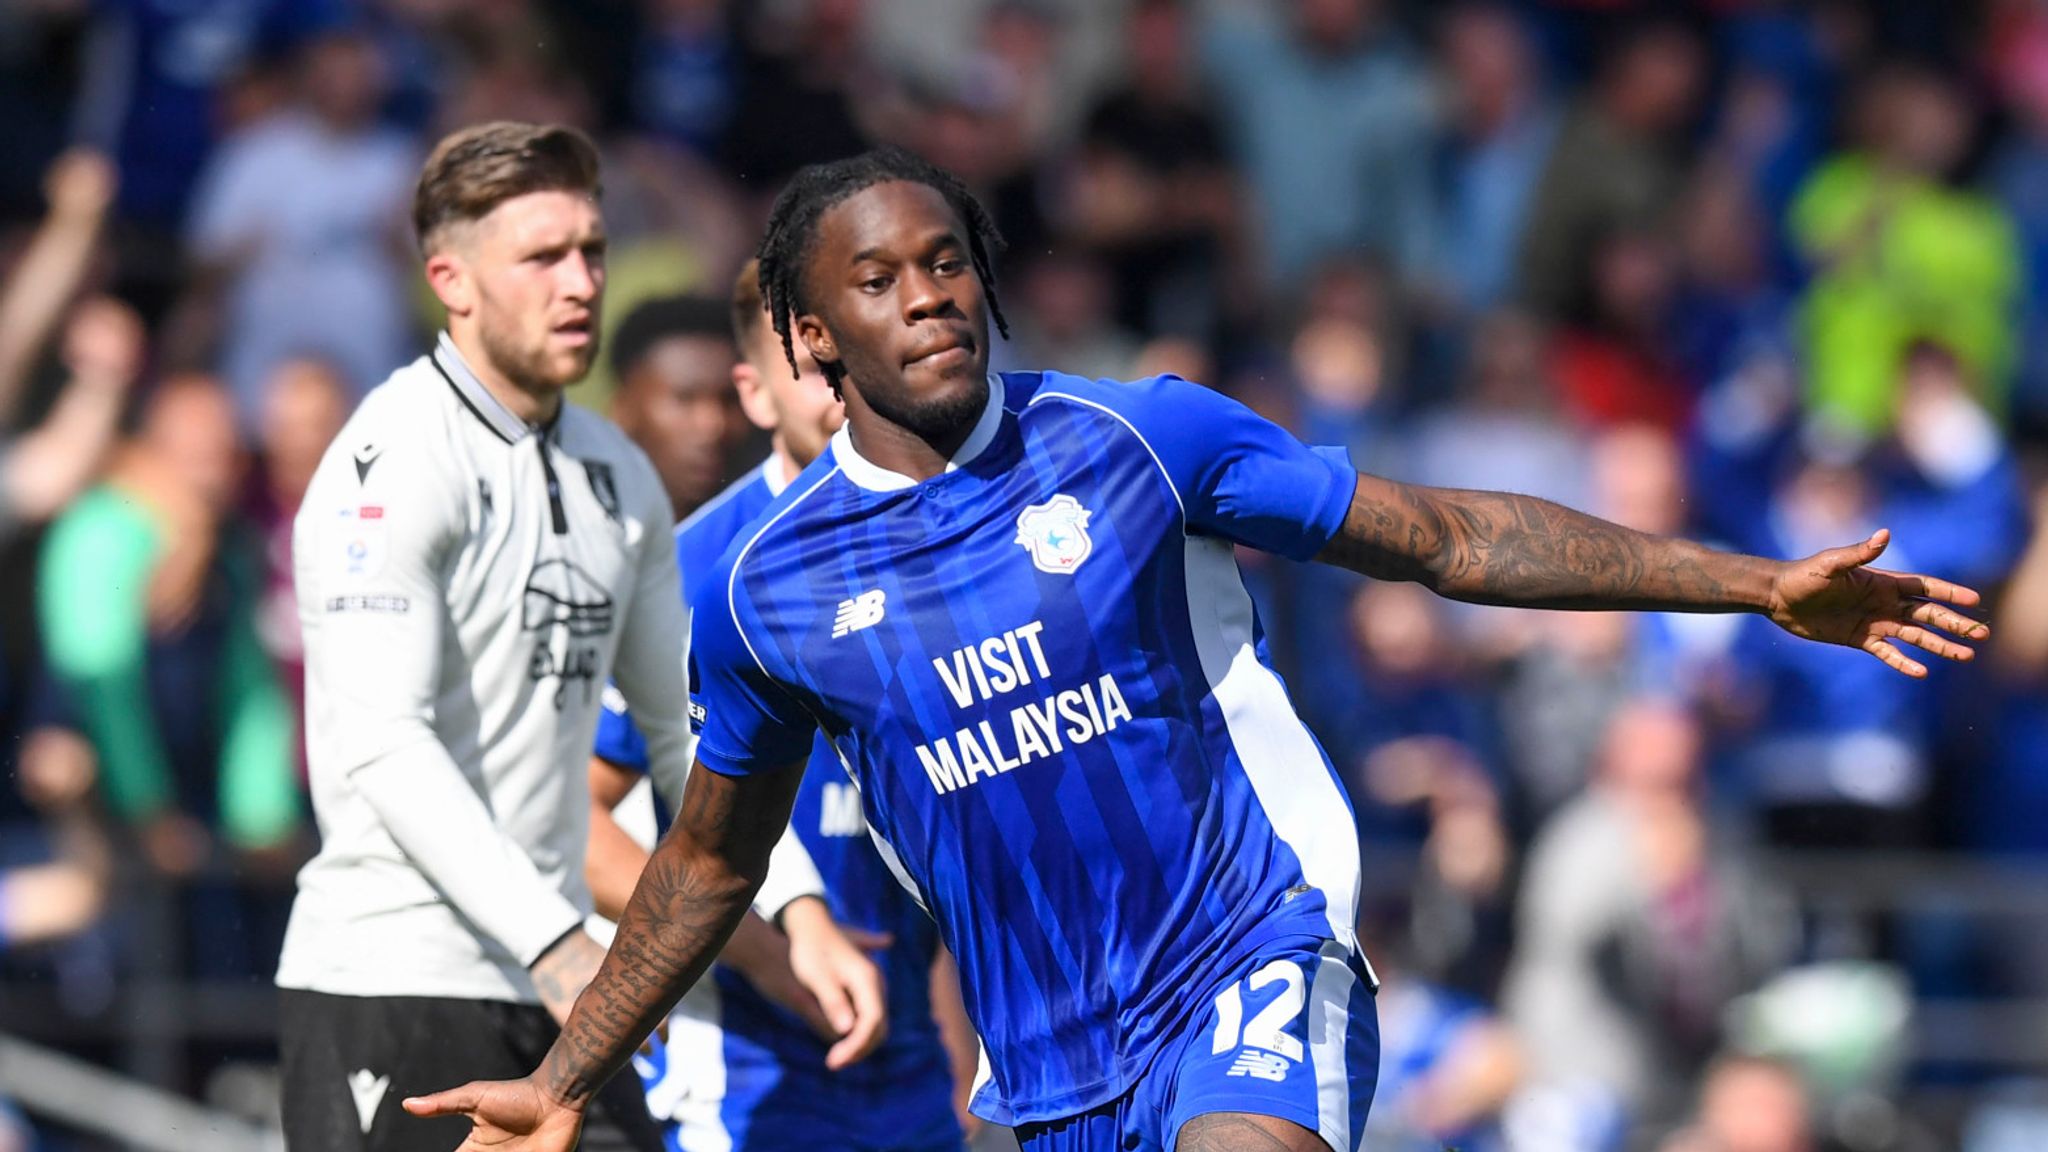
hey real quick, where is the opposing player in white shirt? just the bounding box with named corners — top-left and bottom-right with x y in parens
top-left (275, 122), bottom-right (882, 1152)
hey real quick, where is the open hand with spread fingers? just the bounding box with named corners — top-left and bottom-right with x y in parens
top-left (1766, 529), bottom-right (1991, 678)
top-left (402, 1077), bottom-right (582, 1152)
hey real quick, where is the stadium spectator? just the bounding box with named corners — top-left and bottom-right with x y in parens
top-left (250, 357), bottom-right (354, 780)
top-left (1063, 0), bottom-right (1241, 341)
top-left (39, 372), bottom-right (298, 876)
top-left (1657, 1054), bottom-right (1814, 1152)
top-left (606, 294), bottom-right (747, 521)
top-left (628, 0), bottom-right (738, 157)
top-left (185, 22), bottom-right (418, 421)
top-left (1200, 0), bottom-right (1438, 286)
top-left (1428, 2), bottom-right (1562, 319)
top-left (1790, 62), bottom-right (2019, 434)
top-left (994, 244), bottom-right (1142, 382)
top-left (1518, 14), bottom-right (1705, 323)
top-left (1506, 699), bottom-right (1795, 1143)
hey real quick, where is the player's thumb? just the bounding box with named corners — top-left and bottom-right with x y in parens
top-left (1823, 528), bottom-right (1889, 574)
top-left (403, 1084), bottom-right (477, 1117)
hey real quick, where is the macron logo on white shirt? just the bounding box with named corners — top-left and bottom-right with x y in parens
top-left (832, 589), bottom-right (887, 638)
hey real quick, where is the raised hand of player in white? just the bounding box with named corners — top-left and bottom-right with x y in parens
top-left (1766, 528), bottom-right (1989, 678)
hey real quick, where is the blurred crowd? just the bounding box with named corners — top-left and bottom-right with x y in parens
top-left (3, 0), bottom-right (2048, 1150)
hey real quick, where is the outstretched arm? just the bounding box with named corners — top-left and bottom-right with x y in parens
top-left (1315, 473), bottom-right (1988, 677)
top-left (407, 760), bottom-right (804, 1148)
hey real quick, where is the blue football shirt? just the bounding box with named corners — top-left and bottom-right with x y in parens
top-left (596, 459), bottom-right (961, 1151)
top-left (690, 371), bottom-right (1373, 1124)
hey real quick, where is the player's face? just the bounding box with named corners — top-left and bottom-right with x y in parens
top-left (796, 181), bottom-right (990, 444)
top-left (739, 327), bottom-right (843, 470)
top-left (461, 190), bottom-right (607, 395)
top-left (618, 334), bottom-right (741, 516)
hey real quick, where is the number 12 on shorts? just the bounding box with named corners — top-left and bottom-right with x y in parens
top-left (1210, 959), bottom-right (1305, 1081)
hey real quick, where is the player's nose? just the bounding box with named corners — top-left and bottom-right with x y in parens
top-left (900, 265), bottom-right (954, 322)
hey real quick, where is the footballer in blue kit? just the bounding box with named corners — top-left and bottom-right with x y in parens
top-left (587, 261), bottom-right (971, 1152)
top-left (413, 149), bottom-right (1991, 1152)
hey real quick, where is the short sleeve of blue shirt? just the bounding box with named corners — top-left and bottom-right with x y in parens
top-left (592, 684), bottom-right (651, 774)
top-left (689, 571), bottom-right (820, 777)
top-left (1076, 373), bottom-right (1355, 561)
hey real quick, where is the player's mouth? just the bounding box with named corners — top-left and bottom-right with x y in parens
top-left (553, 316), bottom-right (594, 346)
top-left (905, 331), bottom-right (975, 369)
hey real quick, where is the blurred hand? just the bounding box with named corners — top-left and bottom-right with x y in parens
top-left (403, 1077), bottom-right (583, 1152)
top-left (43, 149), bottom-right (116, 226)
top-left (1766, 529), bottom-right (1989, 678)
top-left (529, 930), bottom-right (606, 1028)
top-left (61, 296), bottom-right (145, 391)
top-left (780, 897), bottom-right (889, 1069)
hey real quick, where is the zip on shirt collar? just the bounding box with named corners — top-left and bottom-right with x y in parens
top-left (431, 331), bottom-right (560, 445)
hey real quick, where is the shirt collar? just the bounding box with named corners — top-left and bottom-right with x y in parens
top-left (831, 374), bottom-right (1006, 493)
top-left (433, 331), bottom-right (547, 444)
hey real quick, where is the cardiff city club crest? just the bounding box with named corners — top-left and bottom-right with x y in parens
top-left (1014, 494), bottom-right (1094, 575)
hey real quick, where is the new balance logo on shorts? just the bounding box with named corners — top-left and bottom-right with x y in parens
top-left (1226, 1050), bottom-right (1292, 1082)
top-left (833, 588), bottom-right (887, 637)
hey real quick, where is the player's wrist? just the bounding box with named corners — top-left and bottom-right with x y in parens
top-left (775, 894), bottom-right (833, 940)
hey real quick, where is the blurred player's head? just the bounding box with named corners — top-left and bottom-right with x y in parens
top-left (609, 294), bottom-right (741, 518)
top-left (414, 121), bottom-right (606, 404)
top-left (757, 147), bottom-right (1009, 447)
top-left (730, 259), bottom-right (843, 472)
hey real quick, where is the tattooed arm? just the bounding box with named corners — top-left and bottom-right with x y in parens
top-left (404, 759), bottom-right (805, 1149)
top-left (1316, 473), bottom-right (1988, 677)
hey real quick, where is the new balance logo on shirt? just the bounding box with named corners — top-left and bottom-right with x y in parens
top-left (833, 589), bottom-right (887, 637)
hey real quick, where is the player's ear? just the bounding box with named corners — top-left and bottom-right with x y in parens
top-left (732, 362), bottom-right (778, 433)
top-left (423, 246), bottom-right (474, 318)
top-left (795, 315), bottom-right (837, 367)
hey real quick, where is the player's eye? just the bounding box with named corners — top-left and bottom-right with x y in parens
top-left (933, 256), bottom-right (966, 276)
top-left (860, 274), bottom-right (893, 294)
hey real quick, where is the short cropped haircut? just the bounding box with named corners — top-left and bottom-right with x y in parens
top-left (412, 121), bottom-right (602, 252)
top-left (609, 294), bottom-right (734, 380)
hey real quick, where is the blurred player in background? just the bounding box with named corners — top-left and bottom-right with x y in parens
top-left (275, 122), bottom-right (880, 1152)
top-left (585, 258), bottom-right (979, 1152)
top-left (411, 148), bottom-right (1987, 1152)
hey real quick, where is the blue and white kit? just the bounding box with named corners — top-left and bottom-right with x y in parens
top-left (689, 371), bottom-right (1381, 1151)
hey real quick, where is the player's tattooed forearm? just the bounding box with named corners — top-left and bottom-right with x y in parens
top-left (536, 768), bottom-right (787, 1106)
top-left (1321, 476), bottom-right (1768, 613)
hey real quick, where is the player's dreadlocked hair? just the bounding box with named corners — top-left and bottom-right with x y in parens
top-left (756, 147), bottom-right (1010, 394)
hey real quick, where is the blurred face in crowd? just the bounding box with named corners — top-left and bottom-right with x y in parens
top-left (614, 332), bottom-right (741, 517)
top-left (1442, 3), bottom-right (1533, 132)
top-left (796, 180), bottom-right (993, 447)
top-left (144, 375), bottom-right (246, 517)
top-left (1464, 309), bottom-right (1551, 411)
top-left (1866, 68), bottom-right (1970, 177)
top-left (1692, 1059), bottom-right (1813, 1152)
top-left (1350, 580), bottom-right (1452, 680)
top-left (1294, 0), bottom-right (1377, 55)
top-left (1598, 699), bottom-right (1701, 797)
top-left (1128, 0), bottom-right (1192, 99)
top-left (261, 358), bottom-right (352, 507)
top-left (304, 30), bottom-right (385, 128)
top-left (737, 321), bottom-right (843, 474)
top-left (1606, 25), bottom-right (1705, 136)
top-left (425, 190), bottom-right (606, 400)
top-left (1593, 423), bottom-right (1686, 537)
